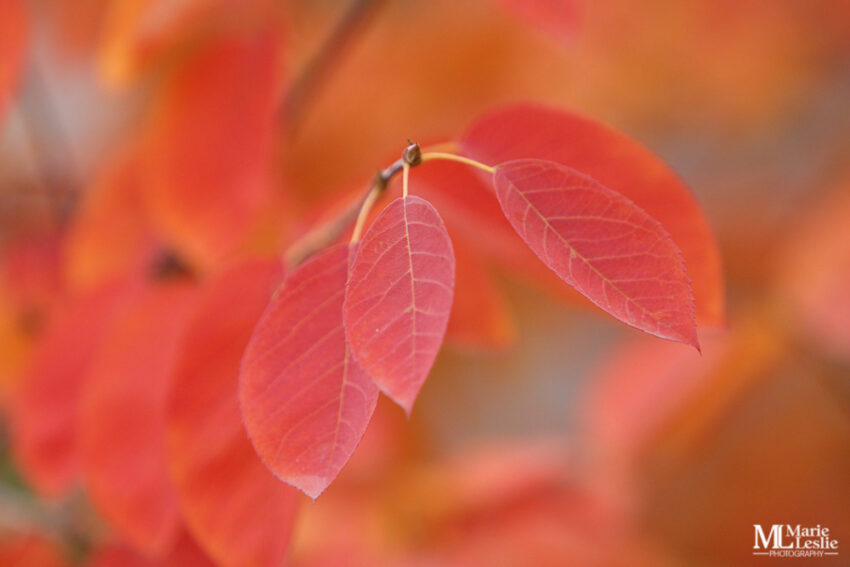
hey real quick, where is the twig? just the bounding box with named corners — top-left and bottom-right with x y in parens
top-left (284, 142), bottom-right (419, 268)
top-left (280, 0), bottom-right (385, 136)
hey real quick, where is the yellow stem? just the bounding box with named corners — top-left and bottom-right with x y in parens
top-left (350, 186), bottom-right (380, 243)
top-left (419, 151), bottom-right (495, 174)
top-left (418, 140), bottom-right (460, 154)
top-left (402, 162), bottom-right (410, 198)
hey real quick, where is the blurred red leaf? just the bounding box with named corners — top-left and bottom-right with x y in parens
top-left (0, 233), bottom-right (64, 399)
top-left (166, 260), bottom-right (300, 567)
top-left (80, 282), bottom-right (196, 556)
top-left (88, 533), bottom-right (214, 567)
top-left (240, 244), bottom-right (379, 499)
top-left (582, 336), bottom-right (716, 463)
top-left (493, 159), bottom-right (698, 348)
top-left (0, 233), bottom-right (63, 321)
top-left (345, 196), bottom-right (456, 414)
top-left (65, 151), bottom-right (157, 292)
top-left (460, 104), bottom-right (724, 327)
top-left (0, 0), bottom-right (27, 122)
top-left (10, 283), bottom-right (131, 497)
top-left (582, 316), bottom-right (784, 466)
top-left (497, 0), bottom-right (580, 45)
top-left (446, 242), bottom-right (516, 351)
top-left (391, 442), bottom-right (640, 567)
top-left (0, 534), bottom-right (68, 567)
top-left (143, 31), bottom-right (283, 269)
top-left (407, 441), bottom-right (571, 518)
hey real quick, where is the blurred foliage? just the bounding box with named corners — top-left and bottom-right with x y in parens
top-left (1, 0), bottom-right (849, 565)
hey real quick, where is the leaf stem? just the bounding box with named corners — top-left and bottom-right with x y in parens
top-left (283, 195), bottom-right (362, 269)
top-left (286, 149), bottom-right (408, 267)
top-left (284, 144), bottom-right (491, 266)
top-left (350, 184), bottom-right (381, 244)
top-left (419, 140), bottom-right (460, 154)
top-left (419, 152), bottom-right (495, 174)
top-left (401, 162), bottom-right (410, 199)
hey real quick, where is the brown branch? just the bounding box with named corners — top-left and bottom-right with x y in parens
top-left (283, 189), bottom-right (365, 270)
top-left (280, 0), bottom-right (385, 136)
top-left (283, 143), bottom-right (419, 269)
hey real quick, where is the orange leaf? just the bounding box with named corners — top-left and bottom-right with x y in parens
top-left (494, 159), bottom-right (698, 348)
top-left (461, 103), bottom-right (724, 327)
top-left (0, 294), bottom-right (33, 402)
top-left (240, 244), bottom-right (379, 499)
top-left (97, 0), bottom-right (275, 85)
top-left (65, 151), bottom-right (157, 292)
top-left (80, 282), bottom-right (196, 556)
top-left (166, 260), bottom-right (300, 567)
top-left (345, 196), bottom-right (456, 414)
top-left (143, 31), bottom-right (283, 269)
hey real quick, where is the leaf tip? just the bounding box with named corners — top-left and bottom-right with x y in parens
top-left (401, 401), bottom-right (415, 420)
top-left (290, 475), bottom-right (331, 501)
top-left (677, 324), bottom-right (701, 354)
top-left (383, 390), bottom-right (416, 419)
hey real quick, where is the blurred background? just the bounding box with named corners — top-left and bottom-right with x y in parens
top-left (1, 0), bottom-right (849, 565)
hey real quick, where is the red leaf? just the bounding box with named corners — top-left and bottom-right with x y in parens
top-left (89, 532), bottom-right (215, 567)
top-left (240, 244), bottom-right (378, 499)
top-left (344, 196), bottom-right (456, 414)
top-left (493, 159), bottom-right (698, 349)
top-left (80, 283), bottom-right (196, 555)
top-left (460, 103), bottom-right (724, 327)
top-left (0, 234), bottom-right (63, 400)
top-left (0, 0), bottom-right (27, 123)
top-left (581, 318), bottom-right (782, 466)
top-left (0, 534), bottom-right (69, 567)
top-left (0, 233), bottom-right (63, 325)
top-left (167, 261), bottom-right (300, 567)
top-left (10, 284), bottom-right (130, 497)
top-left (143, 31), bottom-right (282, 269)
